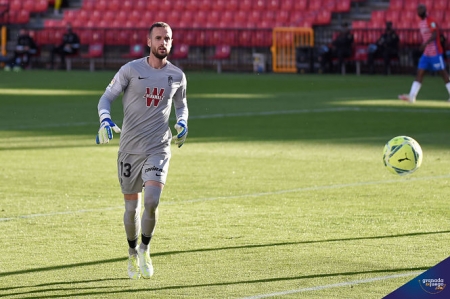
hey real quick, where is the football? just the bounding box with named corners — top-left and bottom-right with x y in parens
top-left (383, 136), bottom-right (423, 176)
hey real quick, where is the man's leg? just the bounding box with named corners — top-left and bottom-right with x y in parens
top-left (124, 193), bottom-right (141, 279)
top-left (399, 55), bottom-right (427, 103)
top-left (138, 181), bottom-right (163, 278)
top-left (437, 69), bottom-right (450, 101)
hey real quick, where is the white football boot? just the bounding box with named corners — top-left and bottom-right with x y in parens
top-left (138, 247), bottom-right (154, 279)
top-left (127, 254), bottom-right (141, 280)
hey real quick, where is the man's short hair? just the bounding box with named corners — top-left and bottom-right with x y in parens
top-left (148, 22), bottom-right (171, 37)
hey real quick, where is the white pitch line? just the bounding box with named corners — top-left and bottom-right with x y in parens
top-left (1, 174), bottom-right (449, 222)
top-left (3, 106), bottom-right (450, 130)
top-left (240, 272), bottom-right (422, 299)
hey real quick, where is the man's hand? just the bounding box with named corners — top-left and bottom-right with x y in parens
top-left (96, 115), bottom-right (121, 144)
top-left (174, 119), bottom-right (188, 148)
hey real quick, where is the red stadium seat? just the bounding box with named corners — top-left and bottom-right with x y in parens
top-left (434, 0), bottom-right (448, 10)
top-left (10, 0), bottom-right (22, 11)
top-left (280, 0), bottom-right (294, 11)
top-left (239, 0), bottom-right (252, 11)
top-left (389, 0), bottom-right (403, 11)
top-left (116, 11), bottom-right (128, 24)
top-left (108, 0), bottom-right (121, 11)
top-left (248, 11), bottom-right (261, 24)
top-left (403, 10), bottom-right (417, 22)
top-left (135, 0), bottom-right (147, 10)
top-left (431, 11), bottom-right (445, 24)
top-left (166, 11), bottom-right (180, 24)
top-left (129, 10), bottom-right (141, 23)
top-left (170, 44), bottom-right (189, 62)
top-left (184, 0), bottom-right (199, 12)
top-left (159, 0), bottom-right (173, 12)
top-left (210, 45), bottom-right (231, 73)
top-left (254, 31), bottom-right (271, 47)
top-left (34, 0), bottom-right (48, 12)
top-left (222, 11), bottom-right (233, 23)
top-left (81, 43), bottom-right (104, 71)
top-left (82, 0), bottom-right (94, 10)
top-left (335, 0), bottom-right (351, 13)
top-left (44, 19), bottom-right (60, 28)
top-left (368, 18), bottom-right (385, 29)
top-left (254, 0), bottom-right (266, 11)
top-left (94, 0), bottom-right (107, 11)
top-left (228, 0), bottom-right (239, 11)
top-left (70, 18), bottom-right (84, 28)
top-left (309, 1), bottom-right (322, 12)
top-left (324, 0), bottom-right (336, 11)
top-left (352, 20), bottom-right (367, 29)
top-left (179, 11), bottom-right (194, 23)
top-left (423, 0), bottom-right (434, 10)
top-left (385, 10), bottom-right (400, 24)
top-left (293, 0), bottom-right (308, 11)
top-left (210, 0), bottom-right (226, 11)
top-left (198, 0), bottom-right (212, 11)
top-left (290, 11), bottom-right (304, 24)
top-left (196, 11), bottom-right (208, 23)
top-left (404, 0), bottom-right (419, 11)
top-left (102, 11), bottom-right (115, 23)
top-left (234, 11), bottom-right (247, 24)
top-left (371, 10), bottom-right (386, 24)
top-left (266, 0), bottom-right (279, 11)
top-left (122, 0), bottom-right (132, 11)
top-left (78, 10), bottom-right (90, 22)
top-left (90, 10), bottom-right (102, 23)
top-left (122, 44), bottom-right (146, 59)
top-left (314, 10), bottom-right (331, 25)
top-left (23, 0), bottom-right (35, 12)
top-left (276, 11), bottom-right (289, 24)
top-left (63, 10), bottom-right (77, 22)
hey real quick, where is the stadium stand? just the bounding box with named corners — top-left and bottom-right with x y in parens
top-left (1, 0), bottom-right (449, 73)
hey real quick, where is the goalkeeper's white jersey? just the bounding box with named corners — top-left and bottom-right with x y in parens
top-left (98, 57), bottom-right (188, 155)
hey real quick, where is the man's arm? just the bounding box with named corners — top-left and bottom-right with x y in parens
top-left (96, 66), bottom-right (129, 144)
top-left (172, 73), bottom-right (189, 148)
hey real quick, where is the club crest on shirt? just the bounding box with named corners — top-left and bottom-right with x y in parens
top-left (168, 76), bottom-right (173, 86)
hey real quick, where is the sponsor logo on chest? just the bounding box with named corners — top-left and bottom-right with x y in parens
top-left (143, 87), bottom-right (165, 107)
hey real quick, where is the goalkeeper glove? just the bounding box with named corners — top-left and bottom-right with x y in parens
top-left (174, 119), bottom-right (188, 148)
top-left (96, 113), bottom-right (121, 144)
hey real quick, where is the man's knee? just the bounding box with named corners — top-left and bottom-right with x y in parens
top-left (143, 185), bottom-right (162, 213)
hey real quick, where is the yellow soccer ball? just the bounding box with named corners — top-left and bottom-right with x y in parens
top-left (383, 136), bottom-right (423, 176)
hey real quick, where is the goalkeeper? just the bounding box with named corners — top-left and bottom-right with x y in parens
top-left (95, 22), bottom-right (188, 280)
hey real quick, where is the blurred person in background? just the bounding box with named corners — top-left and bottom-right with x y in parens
top-left (49, 23), bottom-right (80, 70)
top-left (398, 4), bottom-right (450, 103)
top-left (319, 22), bottom-right (354, 73)
top-left (2, 28), bottom-right (37, 71)
top-left (367, 21), bottom-right (399, 75)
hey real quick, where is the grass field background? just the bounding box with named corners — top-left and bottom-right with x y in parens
top-left (0, 70), bottom-right (449, 298)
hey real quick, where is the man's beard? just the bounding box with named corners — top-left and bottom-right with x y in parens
top-left (152, 48), bottom-right (168, 59)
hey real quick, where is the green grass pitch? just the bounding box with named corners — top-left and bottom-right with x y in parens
top-left (0, 70), bottom-right (449, 298)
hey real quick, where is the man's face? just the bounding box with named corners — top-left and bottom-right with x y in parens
top-left (147, 27), bottom-right (172, 59)
top-left (417, 5), bottom-right (426, 18)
